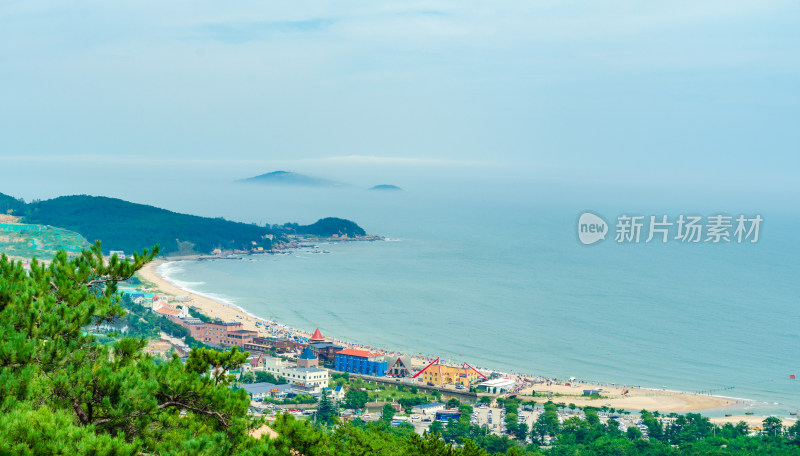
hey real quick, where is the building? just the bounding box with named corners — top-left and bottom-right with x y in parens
top-left (198, 320), bottom-right (244, 345)
top-left (385, 355), bottom-right (413, 377)
top-left (435, 410), bottom-right (462, 422)
top-left (411, 402), bottom-right (445, 415)
top-left (297, 346), bottom-right (318, 368)
top-left (251, 354), bottom-right (329, 393)
top-left (225, 329), bottom-right (258, 347)
top-left (334, 349), bottom-right (387, 377)
top-left (421, 364), bottom-right (481, 387)
top-left (153, 302), bottom-right (191, 319)
top-left (310, 328), bottom-right (325, 342)
top-left (244, 336), bottom-right (305, 354)
top-left (308, 342), bottom-right (345, 363)
top-left (239, 382), bottom-right (294, 400)
top-left (475, 378), bottom-right (516, 394)
top-left (321, 385), bottom-right (345, 402)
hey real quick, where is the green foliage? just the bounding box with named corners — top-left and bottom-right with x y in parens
top-left (14, 193), bottom-right (281, 255)
top-left (344, 390), bottom-right (369, 410)
top-left (282, 217), bottom-right (367, 237)
top-left (255, 370), bottom-right (288, 384)
top-left (381, 403), bottom-right (396, 423)
top-left (316, 390), bottom-right (338, 426)
top-left (763, 416), bottom-right (784, 437)
top-left (0, 244), bottom-right (274, 455)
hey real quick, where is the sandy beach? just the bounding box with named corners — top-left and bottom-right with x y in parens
top-left (709, 415), bottom-right (797, 428)
top-left (517, 383), bottom-right (737, 414)
top-left (140, 258), bottom-right (749, 415)
top-left (138, 260), bottom-right (267, 333)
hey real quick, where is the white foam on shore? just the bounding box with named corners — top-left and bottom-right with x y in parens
top-left (156, 260), bottom-right (277, 325)
top-left (157, 261), bottom-right (235, 308)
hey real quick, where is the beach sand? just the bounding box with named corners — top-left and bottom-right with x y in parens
top-left (518, 383), bottom-right (736, 413)
top-left (138, 260), bottom-right (287, 337)
top-left (709, 415), bottom-right (797, 428)
top-left (141, 258), bottom-right (744, 415)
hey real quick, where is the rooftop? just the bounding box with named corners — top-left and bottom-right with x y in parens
top-left (336, 348), bottom-right (383, 358)
top-left (154, 307), bottom-right (181, 316)
top-left (416, 402), bottom-right (445, 409)
top-left (228, 329), bottom-right (258, 335)
top-left (290, 367), bottom-right (327, 373)
top-left (477, 378), bottom-right (516, 388)
top-left (299, 346), bottom-right (316, 360)
top-left (239, 382), bottom-right (294, 395)
top-left (208, 320), bottom-right (243, 327)
top-left (309, 342), bottom-right (344, 350)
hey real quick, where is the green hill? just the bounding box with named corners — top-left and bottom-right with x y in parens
top-left (0, 193), bottom-right (368, 256)
top-left (279, 217), bottom-right (367, 237)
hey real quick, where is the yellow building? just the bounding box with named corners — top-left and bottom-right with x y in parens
top-left (421, 364), bottom-right (481, 387)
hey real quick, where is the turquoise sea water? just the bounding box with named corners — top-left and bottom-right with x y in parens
top-left (161, 196), bottom-right (800, 417)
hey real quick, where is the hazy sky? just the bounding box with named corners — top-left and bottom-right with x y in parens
top-left (1, 1), bottom-right (798, 201)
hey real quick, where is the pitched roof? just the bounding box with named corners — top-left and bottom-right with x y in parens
top-left (299, 346), bottom-right (316, 360)
top-left (335, 348), bottom-right (383, 358)
top-left (308, 342), bottom-right (344, 350)
top-left (154, 306), bottom-right (181, 316)
top-left (310, 328), bottom-right (324, 341)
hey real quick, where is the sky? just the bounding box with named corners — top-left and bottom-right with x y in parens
top-left (1, 0), bottom-right (799, 207)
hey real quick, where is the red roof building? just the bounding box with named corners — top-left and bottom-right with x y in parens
top-left (336, 348), bottom-right (384, 358)
top-left (310, 328), bottom-right (324, 342)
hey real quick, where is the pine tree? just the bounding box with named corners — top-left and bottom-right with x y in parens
top-left (0, 243), bottom-right (278, 454)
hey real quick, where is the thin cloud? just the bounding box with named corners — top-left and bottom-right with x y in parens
top-left (313, 155), bottom-right (498, 167)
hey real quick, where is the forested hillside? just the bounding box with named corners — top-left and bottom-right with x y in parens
top-left (0, 193), bottom-right (369, 256)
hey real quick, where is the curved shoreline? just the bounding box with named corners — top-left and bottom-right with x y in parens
top-left (138, 258), bottom-right (769, 417)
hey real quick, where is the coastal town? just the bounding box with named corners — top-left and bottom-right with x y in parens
top-left (96, 258), bottom-right (791, 442)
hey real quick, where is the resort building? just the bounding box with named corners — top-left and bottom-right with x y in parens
top-left (475, 378), bottom-right (516, 394)
top-left (153, 301), bottom-right (191, 319)
top-left (243, 336), bottom-right (305, 354)
top-left (251, 354), bottom-right (329, 394)
top-left (310, 328), bottom-right (325, 342)
top-left (334, 349), bottom-right (387, 377)
top-left (385, 355), bottom-right (413, 377)
top-left (224, 329), bottom-right (258, 347)
top-left (420, 363), bottom-right (481, 387)
top-left (297, 346), bottom-right (318, 368)
top-left (308, 342), bottom-right (345, 363)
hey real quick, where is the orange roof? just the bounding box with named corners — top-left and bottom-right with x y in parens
top-left (310, 328), bottom-right (324, 341)
top-left (336, 348), bottom-right (383, 358)
top-left (154, 307), bottom-right (181, 316)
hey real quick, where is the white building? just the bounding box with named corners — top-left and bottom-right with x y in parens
top-left (251, 355), bottom-right (329, 394)
top-left (411, 402), bottom-right (446, 415)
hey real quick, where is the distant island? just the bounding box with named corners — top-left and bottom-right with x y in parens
top-left (239, 171), bottom-right (347, 188)
top-left (0, 192), bottom-right (372, 257)
top-left (369, 184), bottom-right (402, 191)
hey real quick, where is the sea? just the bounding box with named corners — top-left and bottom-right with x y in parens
top-left (3, 161), bottom-right (798, 417)
top-left (154, 181), bottom-right (799, 418)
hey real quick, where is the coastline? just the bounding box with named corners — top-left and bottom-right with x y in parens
top-left (139, 257), bottom-right (772, 417)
